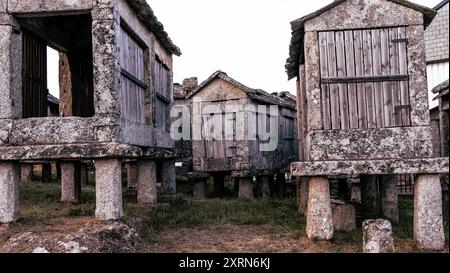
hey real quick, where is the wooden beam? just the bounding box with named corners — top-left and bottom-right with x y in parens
top-left (321, 75), bottom-right (409, 84)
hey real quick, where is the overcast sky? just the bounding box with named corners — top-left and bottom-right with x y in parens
top-left (47, 0), bottom-right (442, 98)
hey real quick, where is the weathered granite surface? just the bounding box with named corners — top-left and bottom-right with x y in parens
top-left (0, 162), bottom-right (20, 223)
top-left (95, 159), bottom-right (123, 220)
top-left (363, 219), bottom-right (395, 253)
top-left (7, 0), bottom-right (94, 13)
top-left (137, 160), bottom-right (157, 204)
top-left (308, 127), bottom-right (433, 161)
top-left (306, 177), bottom-right (334, 240)
top-left (291, 158), bottom-right (449, 177)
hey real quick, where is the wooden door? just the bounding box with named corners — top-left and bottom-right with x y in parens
top-left (22, 31), bottom-right (48, 118)
top-left (319, 27), bottom-right (411, 130)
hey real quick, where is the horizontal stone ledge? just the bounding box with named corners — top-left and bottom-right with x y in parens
top-left (291, 158), bottom-right (449, 177)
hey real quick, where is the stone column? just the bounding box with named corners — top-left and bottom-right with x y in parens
top-left (20, 164), bottom-right (33, 184)
top-left (298, 177), bottom-right (309, 216)
top-left (95, 159), bottom-right (123, 220)
top-left (414, 174), bottom-right (445, 251)
top-left (363, 219), bottom-right (395, 253)
top-left (137, 160), bottom-right (157, 204)
top-left (61, 162), bottom-right (81, 203)
top-left (194, 178), bottom-right (208, 200)
top-left (351, 180), bottom-right (362, 204)
top-left (306, 177), bottom-right (333, 240)
top-left (258, 175), bottom-right (271, 198)
top-left (380, 175), bottom-right (399, 224)
top-left (126, 162), bottom-right (138, 189)
top-left (213, 174), bottom-right (225, 198)
top-left (0, 162), bottom-right (20, 223)
top-left (80, 164), bottom-right (88, 187)
top-left (41, 163), bottom-right (52, 183)
top-left (361, 175), bottom-right (380, 218)
top-left (161, 160), bottom-right (176, 195)
top-left (238, 177), bottom-right (254, 200)
top-left (275, 172), bottom-right (286, 198)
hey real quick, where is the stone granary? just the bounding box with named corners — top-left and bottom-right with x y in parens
top-left (0, 0), bottom-right (181, 223)
top-left (286, 0), bottom-right (449, 250)
top-left (186, 71), bottom-right (298, 199)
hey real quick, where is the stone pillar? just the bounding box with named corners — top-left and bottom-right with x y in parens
top-left (258, 175), bottom-right (271, 198)
top-left (213, 174), bottom-right (225, 198)
top-left (380, 175), bottom-right (399, 224)
top-left (20, 164), bottom-right (33, 184)
top-left (275, 172), bottom-right (286, 198)
top-left (361, 175), bottom-right (380, 218)
top-left (238, 177), bottom-right (254, 200)
top-left (331, 200), bottom-right (356, 232)
top-left (298, 177), bottom-right (309, 216)
top-left (61, 162), bottom-right (81, 203)
top-left (161, 160), bottom-right (176, 195)
top-left (414, 174), bottom-right (445, 251)
top-left (306, 177), bottom-right (334, 240)
top-left (0, 162), bottom-right (20, 223)
top-left (95, 159), bottom-right (123, 220)
top-left (80, 164), bottom-right (88, 187)
top-left (137, 160), bottom-right (157, 204)
top-left (351, 180), bottom-right (362, 204)
top-left (194, 178), bottom-right (208, 200)
top-left (126, 162), bottom-right (138, 189)
top-left (363, 219), bottom-right (395, 253)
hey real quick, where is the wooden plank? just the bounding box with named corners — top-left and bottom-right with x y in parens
top-left (363, 29), bottom-right (376, 128)
top-left (354, 30), bottom-right (368, 128)
top-left (398, 27), bottom-right (411, 126)
top-left (371, 29), bottom-right (384, 128)
top-left (335, 31), bottom-right (349, 129)
top-left (326, 31), bottom-right (340, 130)
top-left (321, 74), bottom-right (409, 84)
top-left (344, 30), bottom-right (358, 129)
top-left (319, 32), bottom-right (331, 129)
top-left (380, 28), bottom-right (394, 127)
top-left (389, 27), bottom-right (402, 126)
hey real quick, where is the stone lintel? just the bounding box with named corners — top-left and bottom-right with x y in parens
top-left (291, 158), bottom-right (449, 177)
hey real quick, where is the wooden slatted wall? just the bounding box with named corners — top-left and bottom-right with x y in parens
top-left (154, 57), bottom-right (171, 130)
top-left (202, 113), bottom-right (237, 159)
top-left (22, 31), bottom-right (48, 118)
top-left (319, 27), bottom-right (411, 130)
top-left (120, 27), bottom-right (146, 123)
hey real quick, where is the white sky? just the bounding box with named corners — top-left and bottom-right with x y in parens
top-left (47, 0), bottom-right (442, 99)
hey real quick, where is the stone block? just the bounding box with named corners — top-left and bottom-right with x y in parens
top-left (331, 199), bottom-right (356, 232)
top-left (95, 159), bottom-right (123, 220)
top-left (137, 160), bottom-right (157, 204)
top-left (0, 162), bottom-right (20, 223)
top-left (306, 177), bottom-right (333, 240)
top-left (238, 177), bottom-right (254, 200)
top-left (363, 219), bottom-right (395, 253)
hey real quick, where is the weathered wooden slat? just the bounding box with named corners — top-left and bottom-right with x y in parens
top-left (380, 28), bottom-right (394, 127)
top-left (389, 28), bottom-right (402, 126)
top-left (321, 74), bottom-right (409, 84)
top-left (336, 31), bottom-right (350, 129)
top-left (398, 27), bottom-right (411, 126)
top-left (362, 29), bottom-right (376, 128)
top-left (344, 30), bottom-right (358, 129)
top-left (371, 29), bottom-right (384, 128)
top-left (353, 30), bottom-right (368, 129)
top-left (319, 32), bottom-right (331, 130)
top-left (326, 31), bottom-right (340, 130)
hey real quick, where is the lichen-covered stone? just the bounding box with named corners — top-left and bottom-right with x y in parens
top-left (306, 177), bottom-right (334, 240)
top-left (308, 126), bottom-right (433, 161)
top-left (0, 162), bottom-right (20, 223)
top-left (193, 178), bottom-right (207, 200)
top-left (95, 159), bottom-right (123, 220)
top-left (414, 174), bottom-right (445, 250)
top-left (126, 162), bottom-right (138, 189)
top-left (363, 219), bottom-right (395, 253)
top-left (298, 177), bottom-right (309, 216)
top-left (137, 160), bottom-right (157, 204)
top-left (161, 160), bottom-right (176, 195)
top-left (61, 162), bottom-right (81, 203)
top-left (20, 164), bottom-right (33, 184)
top-left (304, 31), bottom-right (322, 131)
top-left (7, 0), bottom-right (94, 14)
top-left (291, 158), bottom-right (449, 177)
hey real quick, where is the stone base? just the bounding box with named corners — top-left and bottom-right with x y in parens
top-left (331, 199), bottom-right (356, 232)
top-left (61, 162), bottom-right (81, 203)
top-left (137, 160), bottom-right (157, 204)
top-left (363, 219), bottom-right (395, 253)
top-left (257, 175), bottom-right (271, 198)
top-left (193, 179), bottom-right (207, 200)
top-left (297, 177), bottom-right (309, 216)
top-left (126, 162), bottom-right (138, 189)
top-left (161, 160), bottom-right (176, 195)
top-left (414, 174), bottom-right (445, 251)
top-left (0, 162), bottom-right (20, 223)
top-left (306, 177), bottom-right (333, 240)
top-left (238, 177), bottom-right (254, 200)
top-left (380, 175), bottom-right (399, 224)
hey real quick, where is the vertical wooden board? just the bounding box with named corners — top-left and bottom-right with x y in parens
top-left (326, 31), bottom-right (340, 130)
top-left (319, 32), bottom-right (332, 130)
top-left (389, 27), bottom-right (402, 126)
top-left (336, 31), bottom-right (350, 129)
top-left (371, 29), bottom-right (384, 128)
top-left (362, 29), bottom-right (376, 128)
top-left (344, 30), bottom-right (359, 129)
top-left (397, 27), bottom-right (411, 126)
top-left (380, 28), bottom-right (394, 127)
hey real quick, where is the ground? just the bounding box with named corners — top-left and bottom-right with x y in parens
top-left (0, 183), bottom-right (448, 253)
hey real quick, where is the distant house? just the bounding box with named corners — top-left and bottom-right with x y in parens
top-left (47, 93), bottom-right (59, 117)
top-left (425, 0), bottom-right (449, 108)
